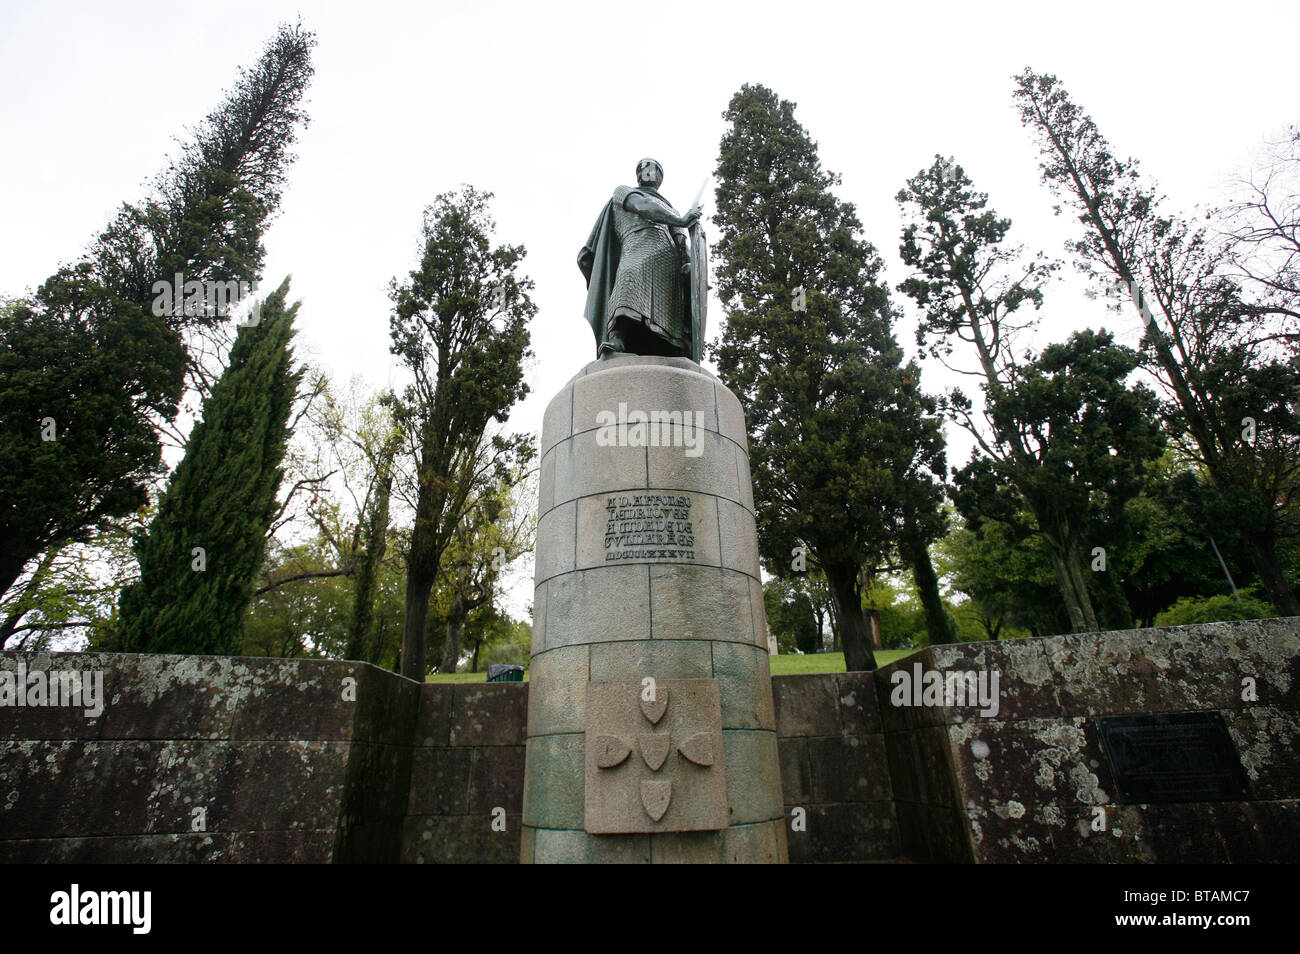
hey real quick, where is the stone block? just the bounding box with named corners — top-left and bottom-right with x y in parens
top-left (717, 497), bottom-right (760, 579)
top-left (541, 385), bottom-right (572, 459)
top-left (772, 674), bottom-right (840, 739)
top-left (722, 729), bottom-right (783, 825)
top-left (415, 684), bottom-right (453, 748)
top-left (808, 734), bottom-right (891, 803)
top-left (402, 814), bottom-right (521, 864)
top-left (723, 818), bottom-right (785, 864)
top-left (221, 741), bottom-right (351, 832)
top-left (715, 382), bottom-right (749, 452)
top-left (648, 564), bottom-right (753, 643)
top-left (646, 432), bottom-right (741, 504)
top-left (571, 362), bottom-right (719, 437)
top-left (777, 736), bottom-right (812, 806)
top-left (449, 683), bottom-right (528, 747)
top-left (407, 746), bottom-right (471, 816)
top-left (545, 564), bottom-right (651, 650)
top-left (526, 645), bottom-right (589, 737)
top-left (531, 579), bottom-right (548, 656)
top-left (469, 745), bottom-right (526, 814)
top-left (650, 829), bottom-right (726, 863)
top-left (894, 800), bottom-right (973, 863)
top-left (1044, 624), bottom-right (1260, 716)
top-left (734, 442), bottom-right (754, 513)
top-left (711, 640), bottom-right (776, 731)
top-left (588, 639), bottom-right (713, 683)
top-left (786, 802), bottom-right (900, 864)
top-left (946, 717), bottom-right (1115, 814)
top-left (1225, 704), bottom-right (1299, 800)
top-left (578, 490), bottom-right (719, 570)
top-left (538, 445), bottom-right (556, 516)
top-left (835, 671), bottom-right (882, 736)
top-left (532, 827), bottom-right (650, 864)
top-left (926, 638), bottom-right (1058, 724)
top-left (226, 658), bottom-right (363, 742)
top-left (522, 733), bottom-right (584, 830)
top-left (584, 679), bottom-right (727, 833)
top-left (534, 499), bottom-right (576, 583)
top-left (748, 576), bottom-right (768, 650)
top-left (551, 430), bottom-right (647, 507)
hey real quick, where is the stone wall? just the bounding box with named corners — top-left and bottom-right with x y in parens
top-left (773, 673), bottom-right (900, 863)
top-left (401, 683), bottom-right (526, 863)
top-left (0, 652), bottom-right (418, 863)
top-left (3, 617), bottom-right (1296, 863)
top-left (877, 619), bottom-right (1300, 863)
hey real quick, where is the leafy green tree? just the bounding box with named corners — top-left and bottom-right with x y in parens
top-left (712, 83), bottom-right (948, 671)
top-left (937, 515), bottom-right (1070, 639)
top-left (763, 578), bottom-right (821, 653)
top-left (1155, 588), bottom-right (1275, 626)
top-left (432, 457), bottom-right (534, 674)
top-left (473, 612), bottom-right (533, 671)
top-left (388, 188), bottom-right (534, 680)
top-left (115, 281), bottom-right (304, 654)
top-left (0, 23), bottom-right (315, 603)
top-left (1012, 67), bottom-right (1300, 615)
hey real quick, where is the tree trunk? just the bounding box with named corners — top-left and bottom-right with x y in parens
top-left (1043, 542), bottom-right (1089, 633)
top-left (345, 460), bottom-right (392, 663)
top-left (441, 593), bottom-right (467, 674)
top-left (1091, 562), bottom-right (1133, 630)
top-left (1064, 540), bottom-right (1101, 632)
top-left (905, 532), bottom-right (957, 646)
top-left (1244, 529), bottom-right (1300, 616)
top-left (399, 566), bottom-right (433, 681)
top-left (827, 566), bottom-right (877, 671)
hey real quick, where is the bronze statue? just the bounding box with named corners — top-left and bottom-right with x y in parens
top-left (578, 158), bottom-right (708, 362)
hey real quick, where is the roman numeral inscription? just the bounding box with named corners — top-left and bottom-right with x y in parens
top-left (603, 493), bottom-right (696, 562)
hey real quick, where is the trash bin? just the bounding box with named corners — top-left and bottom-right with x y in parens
top-left (486, 664), bottom-right (525, 683)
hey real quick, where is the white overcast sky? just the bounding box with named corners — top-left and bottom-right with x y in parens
top-left (3, 0), bottom-right (1297, 619)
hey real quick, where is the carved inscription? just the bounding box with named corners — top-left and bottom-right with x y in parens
top-left (603, 493), bottom-right (695, 562)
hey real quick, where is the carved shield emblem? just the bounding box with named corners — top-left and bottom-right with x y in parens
top-left (594, 734), bottom-right (632, 769)
top-left (677, 731), bottom-right (714, 767)
top-left (640, 690), bottom-right (668, 725)
top-left (639, 732), bottom-right (671, 771)
top-left (640, 780), bottom-right (672, 822)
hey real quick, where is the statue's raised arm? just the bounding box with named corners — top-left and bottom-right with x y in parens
top-left (578, 158), bottom-right (707, 363)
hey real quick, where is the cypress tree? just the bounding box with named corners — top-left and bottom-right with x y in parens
top-left (116, 280), bottom-right (303, 654)
top-left (712, 84), bottom-right (948, 670)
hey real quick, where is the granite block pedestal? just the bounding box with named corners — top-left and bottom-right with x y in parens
top-left (522, 355), bottom-right (787, 863)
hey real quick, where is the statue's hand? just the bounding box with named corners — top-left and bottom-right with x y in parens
top-left (680, 261), bottom-right (692, 276)
top-left (681, 206), bottom-right (702, 228)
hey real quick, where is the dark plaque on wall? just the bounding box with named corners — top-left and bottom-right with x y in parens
top-left (1097, 711), bottom-right (1252, 804)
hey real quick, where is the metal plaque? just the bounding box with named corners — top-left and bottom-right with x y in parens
top-left (1097, 711), bottom-right (1252, 804)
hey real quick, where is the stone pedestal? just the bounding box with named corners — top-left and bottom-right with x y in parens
top-left (521, 355), bottom-right (787, 863)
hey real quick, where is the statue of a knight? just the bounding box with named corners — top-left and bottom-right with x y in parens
top-left (578, 158), bottom-right (708, 362)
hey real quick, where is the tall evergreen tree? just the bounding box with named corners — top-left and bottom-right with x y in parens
top-left (116, 280), bottom-right (304, 654)
top-left (389, 188), bottom-right (534, 681)
top-left (0, 22), bottom-right (315, 602)
top-left (712, 84), bottom-right (947, 670)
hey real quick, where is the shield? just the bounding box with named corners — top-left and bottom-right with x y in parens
top-left (689, 223), bottom-right (709, 362)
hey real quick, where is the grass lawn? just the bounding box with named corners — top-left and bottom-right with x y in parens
top-left (768, 648), bottom-right (918, 675)
top-left (426, 647), bottom-right (920, 683)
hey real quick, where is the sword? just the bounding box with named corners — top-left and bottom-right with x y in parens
top-left (689, 176), bottom-right (710, 216)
